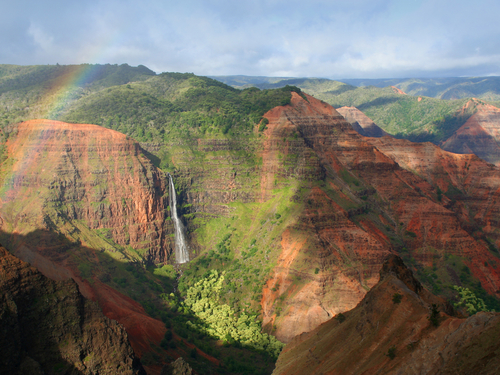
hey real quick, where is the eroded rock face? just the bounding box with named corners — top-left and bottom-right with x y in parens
top-left (161, 357), bottom-right (193, 375)
top-left (0, 119), bottom-right (173, 264)
top-left (0, 244), bottom-right (145, 375)
top-left (337, 106), bottom-right (389, 138)
top-left (441, 99), bottom-right (500, 166)
top-left (272, 255), bottom-right (500, 375)
top-left (260, 93), bottom-right (500, 342)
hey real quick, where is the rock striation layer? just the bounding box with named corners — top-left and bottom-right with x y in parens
top-left (441, 99), bottom-right (500, 166)
top-left (0, 243), bottom-right (145, 375)
top-left (337, 106), bottom-right (389, 138)
top-left (272, 254), bottom-right (500, 375)
top-left (259, 93), bottom-right (500, 342)
top-left (0, 119), bottom-right (174, 264)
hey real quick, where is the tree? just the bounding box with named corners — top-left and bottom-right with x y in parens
top-left (453, 286), bottom-right (489, 315)
top-left (428, 304), bottom-right (440, 327)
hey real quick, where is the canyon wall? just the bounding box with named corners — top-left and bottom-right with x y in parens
top-left (272, 255), bottom-right (500, 375)
top-left (0, 119), bottom-right (173, 264)
top-left (0, 244), bottom-right (145, 375)
top-left (259, 93), bottom-right (500, 342)
top-left (441, 99), bottom-right (500, 166)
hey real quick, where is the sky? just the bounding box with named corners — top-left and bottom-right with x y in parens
top-left (2, 0), bottom-right (500, 79)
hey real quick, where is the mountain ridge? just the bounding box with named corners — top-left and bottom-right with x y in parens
top-left (272, 254), bottom-right (500, 375)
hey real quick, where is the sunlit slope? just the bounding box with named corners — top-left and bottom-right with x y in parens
top-left (0, 63), bottom-right (155, 125)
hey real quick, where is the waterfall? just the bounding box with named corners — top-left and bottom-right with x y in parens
top-left (168, 174), bottom-right (189, 264)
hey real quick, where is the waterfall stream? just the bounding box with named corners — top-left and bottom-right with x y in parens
top-left (168, 174), bottom-right (189, 264)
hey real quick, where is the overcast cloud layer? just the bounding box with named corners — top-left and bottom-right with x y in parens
top-left (2, 0), bottom-right (500, 78)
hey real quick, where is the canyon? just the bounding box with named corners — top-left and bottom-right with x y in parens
top-left (0, 67), bottom-right (500, 373)
top-left (257, 92), bottom-right (500, 342)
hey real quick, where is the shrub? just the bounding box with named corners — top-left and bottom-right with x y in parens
top-left (386, 345), bottom-right (396, 360)
top-left (190, 348), bottom-right (198, 359)
top-left (335, 313), bottom-right (346, 323)
top-left (428, 304), bottom-right (440, 327)
top-left (258, 118), bottom-right (269, 132)
top-left (453, 285), bottom-right (489, 315)
top-left (392, 293), bottom-right (402, 304)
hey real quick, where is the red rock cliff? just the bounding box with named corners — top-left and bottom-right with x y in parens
top-left (272, 255), bottom-right (500, 375)
top-left (0, 119), bottom-right (173, 264)
top-left (260, 93), bottom-right (500, 342)
top-left (0, 244), bottom-right (145, 375)
top-left (441, 100), bottom-right (500, 166)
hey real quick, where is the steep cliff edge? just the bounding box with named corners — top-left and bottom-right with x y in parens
top-left (336, 106), bottom-right (389, 138)
top-left (0, 243), bottom-right (145, 375)
top-left (0, 119), bottom-right (176, 371)
top-left (259, 92), bottom-right (500, 342)
top-left (272, 254), bottom-right (500, 375)
top-left (0, 119), bottom-right (173, 263)
top-left (441, 99), bottom-right (500, 166)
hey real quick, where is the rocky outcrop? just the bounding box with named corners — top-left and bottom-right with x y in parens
top-left (259, 93), bottom-right (500, 342)
top-left (441, 99), bottom-right (500, 166)
top-left (0, 119), bottom-right (173, 264)
top-left (391, 86), bottom-right (407, 95)
top-left (272, 254), bottom-right (500, 375)
top-left (0, 244), bottom-right (145, 375)
top-left (337, 106), bottom-right (389, 138)
top-left (160, 357), bottom-right (193, 375)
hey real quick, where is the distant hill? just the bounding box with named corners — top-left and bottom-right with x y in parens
top-left (212, 75), bottom-right (500, 102)
top-left (212, 76), bottom-right (495, 143)
top-left (208, 75), bottom-right (294, 88)
top-left (341, 76), bottom-right (500, 101)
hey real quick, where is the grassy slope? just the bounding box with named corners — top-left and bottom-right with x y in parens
top-left (317, 86), bottom-right (470, 142)
top-left (0, 63), bottom-right (155, 126)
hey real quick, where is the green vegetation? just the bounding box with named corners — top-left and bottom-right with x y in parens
top-left (453, 286), bottom-right (489, 315)
top-left (335, 313), bottom-right (346, 323)
top-left (428, 304), bottom-right (440, 327)
top-left (181, 270), bottom-right (283, 357)
top-left (62, 75), bottom-right (298, 143)
top-left (386, 345), bottom-right (396, 360)
top-left (392, 293), bottom-right (402, 304)
top-left (217, 76), bottom-right (484, 143)
top-left (412, 254), bottom-right (500, 313)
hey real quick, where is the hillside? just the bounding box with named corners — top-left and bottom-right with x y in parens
top-left (441, 99), bottom-right (500, 166)
top-left (212, 75), bottom-right (500, 102)
top-left (272, 254), bottom-right (500, 375)
top-left (0, 63), bottom-right (155, 126)
top-left (211, 75), bottom-right (500, 143)
top-left (341, 76), bottom-right (500, 102)
top-left (336, 106), bottom-right (389, 138)
top-left (0, 243), bottom-right (145, 375)
top-left (1, 65), bottom-right (500, 373)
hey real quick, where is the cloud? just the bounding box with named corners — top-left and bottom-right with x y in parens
top-left (1, 0), bottom-right (500, 78)
top-left (27, 23), bottom-right (54, 53)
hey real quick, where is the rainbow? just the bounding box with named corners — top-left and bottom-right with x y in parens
top-left (0, 64), bottom-right (110, 202)
top-left (41, 64), bottom-right (103, 119)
